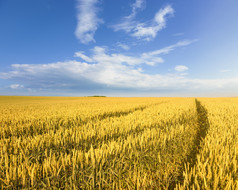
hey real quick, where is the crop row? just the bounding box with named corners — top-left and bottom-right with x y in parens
top-left (1, 97), bottom-right (237, 189)
top-left (0, 97), bottom-right (198, 189)
top-left (176, 98), bottom-right (238, 189)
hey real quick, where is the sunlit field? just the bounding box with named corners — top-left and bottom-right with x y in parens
top-left (0, 96), bottom-right (238, 189)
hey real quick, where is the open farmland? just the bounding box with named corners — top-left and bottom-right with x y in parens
top-left (0, 96), bottom-right (238, 189)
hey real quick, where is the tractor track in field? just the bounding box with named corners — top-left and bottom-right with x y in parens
top-left (1, 103), bottom-right (160, 140)
top-left (2, 102), bottom-right (167, 156)
top-left (50, 111), bottom-right (194, 154)
top-left (189, 99), bottom-right (210, 165)
top-left (169, 99), bottom-right (210, 189)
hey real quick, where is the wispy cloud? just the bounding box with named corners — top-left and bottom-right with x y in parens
top-left (113, 4), bottom-right (174, 41)
top-left (1, 40), bottom-right (195, 84)
top-left (116, 42), bottom-right (130, 50)
top-left (74, 51), bottom-right (93, 62)
top-left (127, 0), bottom-right (145, 20)
top-left (132, 5), bottom-right (174, 40)
top-left (75, 0), bottom-right (103, 44)
top-left (112, 0), bottom-right (145, 33)
top-left (2, 40), bottom-right (218, 94)
top-left (9, 84), bottom-right (24, 89)
top-left (0, 61), bottom-right (182, 89)
top-left (2, 59), bottom-right (238, 94)
top-left (175, 65), bottom-right (189, 72)
top-left (142, 40), bottom-right (196, 58)
top-left (1, 39), bottom-right (195, 81)
top-left (74, 45), bottom-right (164, 66)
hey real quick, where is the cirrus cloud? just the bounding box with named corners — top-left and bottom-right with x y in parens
top-left (75, 0), bottom-right (103, 44)
top-left (175, 65), bottom-right (189, 72)
top-left (113, 4), bottom-right (174, 41)
top-left (9, 84), bottom-right (24, 89)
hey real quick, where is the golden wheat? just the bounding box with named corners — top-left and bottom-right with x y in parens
top-left (176, 98), bottom-right (238, 190)
top-left (0, 96), bottom-right (237, 189)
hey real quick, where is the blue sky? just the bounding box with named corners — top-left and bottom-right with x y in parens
top-left (0, 0), bottom-right (238, 97)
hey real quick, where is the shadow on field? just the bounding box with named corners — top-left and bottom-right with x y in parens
top-left (169, 99), bottom-right (210, 189)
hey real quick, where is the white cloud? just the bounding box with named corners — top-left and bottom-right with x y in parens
top-left (116, 42), bottom-right (130, 50)
top-left (142, 40), bottom-right (196, 60)
top-left (3, 40), bottom-right (224, 94)
top-left (132, 5), bottom-right (174, 40)
top-left (92, 46), bottom-right (149, 65)
top-left (75, 0), bottom-right (103, 44)
top-left (74, 46), bottom-right (164, 66)
top-left (78, 40), bottom-right (194, 68)
top-left (113, 4), bottom-right (174, 41)
top-left (74, 51), bottom-right (93, 62)
top-left (0, 61), bottom-right (182, 89)
top-left (1, 40), bottom-right (195, 85)
top-left (113, 0), bottom-right (145, 33)
top-left (3, 60), bottom-right (238, 93)
top-left (127, 0), bottom-right (145, 20)
top-left (154, 5), bottom-right (174, 26)
top-left (175, 65), bottom-right (189, 72)
top-left (10, 84), bottom-right (24, 89)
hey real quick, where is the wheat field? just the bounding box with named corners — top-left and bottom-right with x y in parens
top-left (0, 96), bottom-right (237, 189)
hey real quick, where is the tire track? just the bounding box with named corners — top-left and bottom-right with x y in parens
top-left (170, 99), bottom-right (210, 189)
top-left (1, 103), bottom-right (159, 140)
top-left (190, 99), bottom-right (210, 163)
top-left (7, 104), bottom-right (193, 166)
